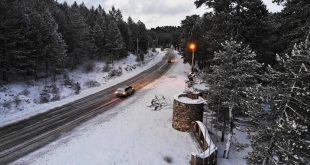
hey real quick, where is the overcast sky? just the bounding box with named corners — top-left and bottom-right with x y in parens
top-left (58, 0), bottom-right (283, 29)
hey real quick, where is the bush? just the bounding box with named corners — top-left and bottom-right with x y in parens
top-left (51, 84), bottom-right (60, 94)
top-left (108, 68), bottom-right (122, 78)
top-left (39, 84), bottom-right (60, 103)
top-left (124, 65), bottom-right (137, 71)
top-left (20, 89), bottom-right (30, 96)
top-left (102, 64), bottom-right (112, 72)
top-left (14, 96), bottom-right (22, 107)
top-left (84, 61), bottom-right (95, 73)
top-left (63, 73), bottom-right (74, 87)
top-left (40, 91), bottom-right (50, 103)
top-left (84, 80), bottom-right (100, 88)
top-left (51, 94), bottom-right (60, 101)
top-left (74, 82), bottom-right (81, 94)
top-left (3, 101), bottom-right (12, 109)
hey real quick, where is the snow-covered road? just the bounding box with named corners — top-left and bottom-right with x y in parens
top-left (12, 54), bottom-right (199, 165)
top-left (0, 51), bottom-right (164, 127)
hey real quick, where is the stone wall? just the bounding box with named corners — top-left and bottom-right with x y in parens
top-left (190, 121), bottom-right (218, 165)
top-left (172, 93), bottom-right (204, 132)
top-left (190, 152), bottom-right (218, 165)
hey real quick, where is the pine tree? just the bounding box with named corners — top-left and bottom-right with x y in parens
top-left (85, 6), bottom-right (96, 28)
top-left (0, 0), bottom-right (32, 81)
top-left (43, 11), bottom-right (67, 79)
top-left (275, 0), bottom-right (310, 54)
top-left (92, 14), bottom-right (106, 60)
top-left (247, 35), bottom-right (310, 165)
top-left (207, 39), bottom-right (263, 159)
top-left (105, 20), bottom-right (126, 62)
top-left (109, 6), bottom-right (123, 23)
top-left (97, 5), bottom-right (106, 16)
top-left (194, 0), bottom-right (270, 65)
top-left (137, 20), bottom-right (149, 54)
top-left (0, 1), bottom-right (9, 81)
top-left (66, 2), bottom-right (96, 68)
top-left (127, 17), bottom-right (136, 52)
top-left (27, 8), bottom-right (67, 79)
top-left (118, 21), bottom-right (129, 52)
top-left (108, 7), bottom-right (130, 53)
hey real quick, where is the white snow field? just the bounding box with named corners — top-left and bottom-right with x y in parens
top-left (12, 53), bottom-right (200, 165)
top-left (0, 50), bottom-right (165, 127)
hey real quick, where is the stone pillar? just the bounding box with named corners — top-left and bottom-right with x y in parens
top-left (172, 93), bottom-right (204, 132)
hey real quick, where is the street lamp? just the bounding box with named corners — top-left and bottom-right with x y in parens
top-left (189, 43), bottom-right (196, 72)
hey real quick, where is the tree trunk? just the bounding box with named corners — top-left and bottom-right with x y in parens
top-left (221, 111), bottom-right (226, 142)
top-left (45, 53), bottom-right (49, 78)
top-left (224, 105), bottom-right (233, 159)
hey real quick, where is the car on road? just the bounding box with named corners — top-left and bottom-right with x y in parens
top-left (114, 86), bottom-right (135, 97)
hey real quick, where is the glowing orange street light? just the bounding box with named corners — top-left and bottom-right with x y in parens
top-left (189, 43), bottom-right (196, 51)
top-left (189, 43), bottom-right (196, 72)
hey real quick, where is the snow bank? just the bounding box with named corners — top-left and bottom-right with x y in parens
top-left (192, 83), bottom-right (209, 92)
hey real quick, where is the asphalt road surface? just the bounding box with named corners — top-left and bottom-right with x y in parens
top-left (0, 55), bottom-right (174, 164)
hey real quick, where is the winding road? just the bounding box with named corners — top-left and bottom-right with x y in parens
top-left (0, 56), bottom-right (173, 164)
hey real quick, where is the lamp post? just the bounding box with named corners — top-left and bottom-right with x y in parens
top-left (189, 43), bottom-right (196, 72)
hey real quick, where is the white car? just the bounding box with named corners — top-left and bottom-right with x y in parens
top-left (114, 86), bottom-right (135, 97)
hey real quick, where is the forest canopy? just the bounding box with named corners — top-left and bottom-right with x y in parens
top-left (0, 0), bottom-right (150, 81)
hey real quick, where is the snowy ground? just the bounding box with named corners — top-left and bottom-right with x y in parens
top-left (211, 128), bottom-right (251, 165)
top-left (0, 50), bottom-right (165, 127)
top-left (203, 106), bottom-right (252, 165)
top-left (12, 53), bottom-right (200, 165)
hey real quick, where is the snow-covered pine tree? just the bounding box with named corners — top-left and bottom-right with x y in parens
top-left (66, 2), bottom-right (96, 68)
top-left (97, 5), bottom-right (106, 16)
top-left (207, 39), bottom-right (263, 159)
top-left (109, 6), bottom-right (123, 23)
top-left (137, 20), bottom-right (149, 54)
top-left (105, 20), bottom-right (126, 63)
top-left (0, 0), bottom-right (33, 81)
top-left (0, 1), bottom-right (5, 80)
top-left (127, 17), bottom-right (136, 53)
top-left (27, 9), bottom-right (67, 79)
top-left (91, 11), bottom-right (107, 61)
top-left (247, 35), bottom-right (310, 165)
top-left (42, 11), bottom-right (67, 80)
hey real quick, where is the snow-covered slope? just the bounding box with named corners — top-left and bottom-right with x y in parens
top-left (0, 50), bottom-right (165, 127)
top-left (12, 52), bottom-right (199, 165)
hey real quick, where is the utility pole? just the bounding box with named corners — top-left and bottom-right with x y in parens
top-left (137, 38), bottom-right (139, 55)
top-left (191, 50), bottom-right (195, 72)
top-left (147, 40), bottom-right (149, 57)
top-left (189, 43), bottom-right (196, 73)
